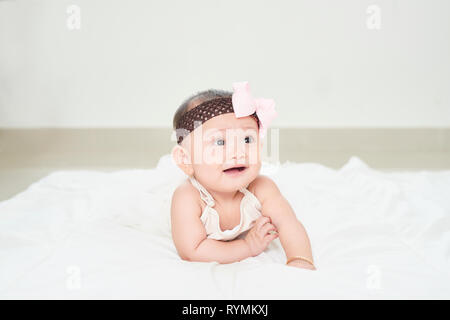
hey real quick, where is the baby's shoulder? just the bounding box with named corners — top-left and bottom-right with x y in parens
top-left (172, 179), bottom-right (200, 202)
top-left (171, 179), bottom-right (203, 217)
top-left (248, 175), bottom-right (282, 205)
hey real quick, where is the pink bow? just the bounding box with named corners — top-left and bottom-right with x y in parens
top-left (232, 81), bottom-right (277, 139)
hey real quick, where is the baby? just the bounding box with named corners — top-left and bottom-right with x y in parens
top-left (170, 81), bottom-right (315, 270)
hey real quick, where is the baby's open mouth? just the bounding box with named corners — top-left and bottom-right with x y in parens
top-left (223, 166), bottom-right (247, 174)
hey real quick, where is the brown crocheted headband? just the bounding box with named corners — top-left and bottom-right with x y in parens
top-left (175, 97), bottom-right (260, 144)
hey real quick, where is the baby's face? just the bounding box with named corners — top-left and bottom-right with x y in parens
top-left (185, 113), bottom-right (261, 192)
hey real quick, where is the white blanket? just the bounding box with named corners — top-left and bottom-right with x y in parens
top-left (1, 155), bottom-right (449, 299)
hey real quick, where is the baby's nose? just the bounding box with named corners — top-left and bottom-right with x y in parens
top-left (228, 140), bottom-right (246, 160)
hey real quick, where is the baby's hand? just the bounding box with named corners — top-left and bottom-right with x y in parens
top-left (244, 216), bottom-right (279, 257)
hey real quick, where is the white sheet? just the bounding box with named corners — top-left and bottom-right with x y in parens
top-left (1, 155), bottom-right (449, 299)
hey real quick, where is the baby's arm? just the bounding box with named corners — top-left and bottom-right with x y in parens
top-left (170, 184), bottom-right (250, 264)
top-left (252, 176), bottom-right (315, 270)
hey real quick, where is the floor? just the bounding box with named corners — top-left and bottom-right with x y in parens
top-left (1, 128), bottom-right (449, 202)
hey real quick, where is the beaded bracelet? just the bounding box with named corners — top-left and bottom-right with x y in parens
top-left (286, 256), bottom-right (315, 267)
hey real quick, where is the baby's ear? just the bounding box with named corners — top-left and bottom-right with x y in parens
top-left (171, 144), bottom-right (194, 176)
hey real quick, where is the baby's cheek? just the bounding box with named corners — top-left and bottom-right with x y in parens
top-left (203, 145), bottom-right (224, 165)
top-left (247, 143), bottom-right (260, 165)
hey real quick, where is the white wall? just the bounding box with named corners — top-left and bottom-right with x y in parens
top-left (0, 0), bottom-right (449, 128)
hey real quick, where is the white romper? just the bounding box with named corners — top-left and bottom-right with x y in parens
top-left (189, 176), bottom-right (262, 241)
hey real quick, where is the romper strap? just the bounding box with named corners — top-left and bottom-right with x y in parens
top-left (239, 187), bottom-right (262, 210)
top-left (188, 176), bottom-right (215, 207)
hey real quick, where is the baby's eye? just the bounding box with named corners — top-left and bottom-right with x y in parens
top-left (244, 136), bottom-right (255, 143)
top-left (214, 138), bottom-right (225, 146)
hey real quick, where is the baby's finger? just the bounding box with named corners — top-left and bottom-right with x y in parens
top-left (259, 223), bottom-right (277, 237)
top-left (255, 216), bottom-right (270, 232)
top-left (264, 232), bottom-right (279, 244)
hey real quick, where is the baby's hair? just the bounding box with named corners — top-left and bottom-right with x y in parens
top-left (173, 89), bottom-right (232, 130)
